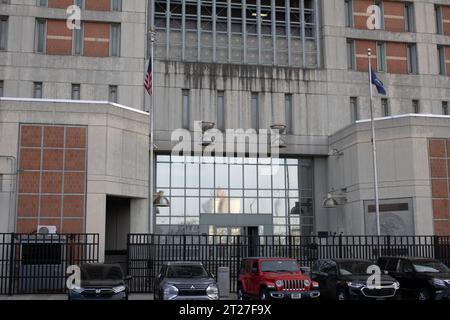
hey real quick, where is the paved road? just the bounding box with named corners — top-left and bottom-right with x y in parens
top-left (0, 293), bottom-right (237, 300)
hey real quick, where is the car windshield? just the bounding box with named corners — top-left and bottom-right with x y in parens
top-left (338, 261), bottom-right (373, 275)
top-left (80, 264), bottom-right (124, 281)
top-left (261, 260), bottom-right (300, 273)
top-left (166, 265), bottom-right (209, 278)
top-left (412, 260), bottom-right (450, 273)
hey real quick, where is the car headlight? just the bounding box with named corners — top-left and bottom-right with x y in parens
top-left (163, 284), bottom-right (179, 300)
top-left (275, 280), bottom-right (284, 287)
top-left (430, 278), bottom-right (446, 288)
top-left (393, 282), bottom-right (400, 290)
top-left (304, 280), bottom-right (311, 287)
top-left (347, 282), bottom-right (364, 289)
top-left (112, 285), bottom-right (126, 294)
top-left (206, 284), bottom-right (219, 300)
top-left (312, 281), bottom-right (319, 289)
top-left (71, 286), bottom-right (84, 294)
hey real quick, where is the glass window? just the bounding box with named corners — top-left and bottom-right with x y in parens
top-left (285, 94), bottom-right (293, 134)
top-left (217, 91), bottom-right (225, 131)
top-left (347, 40), bottom-right (355, 70)
top-left (0, 16), bottom-right (8, 51)
top-left (76, 0), bottom-right (84, 9)
top-left (350, 97), bottom-right (358, 122)
top-left (438, 45), bottom-right (446, 76)
top-left (345, 0), bottom-right (353, 27)
top-left (412, 100), bottom-right (420, 114)
top-left (33, 82), bottom-right (43, 98)
top-left (442, 101), bottom-right (449, 116)
top-left (407, 44), bottom-right (418, 74)
top-left (376, 42), bottom-right (386, 72)
top-left (109, 85), bottom-right (118, 103)
top-left (251, 93), bottom-right (259, 130)
top-left (111, 0), bottom-right (122, 11)
top-left (71, 84), bottom-right (81, 100)
top-left (0, 80), bottom-right (3, 97)
top-left (38, 0), bottom-right (48, 6)
top-left (73, 23), bottom-right (84, 55)
top-left (381, 98), bottom-right (389, 117)
top-left (182, 89), bottom-right (190, 129)
top-left (110, 24), bottom-right (121, 56)
top-left (435, 5), bottom-right (443, 34)
top-left (404, 2), bottom-right (415, 32)
top-left (35, 19), bottom-right (46, 53)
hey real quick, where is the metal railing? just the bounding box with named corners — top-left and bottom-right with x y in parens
top-left (127, 234), bottom-right (450, 293)
top-left (0, 233), bottom-right (99, 295)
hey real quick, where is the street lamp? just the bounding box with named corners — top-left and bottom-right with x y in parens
top-left (153, 191), bottom-right (170, 207)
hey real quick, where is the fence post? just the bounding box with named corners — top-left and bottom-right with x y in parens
top-left (433, 235), bottom-right (441, 261)
top-left (338, 234), bottom-right (343, 259)
top-left (8, 233), bottom-right (15, 296)
top-left (386, 235), bottom-right (391, 257)
top-left (183, 235), bottom-right (186, 261)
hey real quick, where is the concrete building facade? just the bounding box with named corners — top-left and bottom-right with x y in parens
top-left (0, 0), bottom-right (450, 261)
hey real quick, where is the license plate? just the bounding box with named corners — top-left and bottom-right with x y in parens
top-left (291, 293), bottom-right (302, 299)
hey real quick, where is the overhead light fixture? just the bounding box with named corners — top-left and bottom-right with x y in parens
top-left (329, 148), bottom-right (343, 157)
top-left (322, 189), bottom-right (347, 208)
top-left (251, 12), bottom-right (268, 17)
top-left (270, 124), bottom-right (286, 134)
top-left (153, 190), bottom-right (170, 207)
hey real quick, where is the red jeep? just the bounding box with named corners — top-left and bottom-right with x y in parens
top-left (237, 257), bottom-right (320, 300)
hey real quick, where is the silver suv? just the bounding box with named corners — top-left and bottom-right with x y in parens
top-left (154, 262), bottom-right (219, 300)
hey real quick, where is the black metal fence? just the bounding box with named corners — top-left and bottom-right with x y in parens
top-left (127, 234), bottom-right (450, 293)
top-left (0, 233), bottom-right (99, 295)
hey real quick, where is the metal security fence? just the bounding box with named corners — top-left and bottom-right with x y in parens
top-left (0, 233), bottom-right (99, 295)
top-left (127, 234), bottom-right (450, 293)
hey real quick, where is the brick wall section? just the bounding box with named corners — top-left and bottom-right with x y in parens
top-left (443, 6), bottom-right (450, 36)
top-left (429, 139), bottom-right (450, 236)
top-left (48, 0), bottom-right (73, 9)
top-left (386, 42), bottom-right (407, 74)
top-left (355, 40), bottom-right (409, 74)
top-left (85, 0), bottom-right (110, 11)
top-left (84, 22), bottom-right (110, 57)
top-left (355, 39), bottom-right (377, 71)
top-left (383, 1), bottom-right (405, 32)
top-left (16, 125), bottom-right (87, 234)
top-left (46, 20), bottom-right (72, 55)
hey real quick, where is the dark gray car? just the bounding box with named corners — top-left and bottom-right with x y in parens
top-left (154, 262), bottom-right (219, 300)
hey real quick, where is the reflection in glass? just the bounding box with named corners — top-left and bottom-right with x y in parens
top-left (215, 164), bottom-right (229, 188)
top-left (171, 197), bottom-right (185, 216)
top-left (229, 165), bottom-right (243, 188)
top-left (287, 166), bottom-right (298, 190)
top-left (186, 198), bottom-right (199, 216)
top-left (157, 163), bottom-right (170, 187)
top-left (258, 198), bottom-right (272, 214)
top-left (244, 165), bottom-right (257, 188)
top-left (171, 163), bottom-right (185, 187)
top-left (272, 166), bottom-right (285, 189)
top-left (201, 197), bottom-right (214, 213)
top-left (244, 198), bottom-right (258, 214)
top-left (186, 163), bottom-right (199, 187)
top-left (273, 198), bottom-right (286, 217)
top-left (258, 166), bottom-right (271, 189)
top-left (229, 198), bottom-right (242, 214)
top-left (201, 163), bottom-right (214, 188)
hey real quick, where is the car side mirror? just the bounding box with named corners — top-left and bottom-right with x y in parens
top-left (210, 273), bottom-right (215, 279)
top-left (125, 275), bottom-right (133, 281)
top-left (251, 267), bottom-right (258, 274)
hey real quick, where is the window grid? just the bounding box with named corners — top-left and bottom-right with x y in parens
top-left (151, 0), bottom-right (320, 68)
top-left (155, 155), bottom-right (314, 236)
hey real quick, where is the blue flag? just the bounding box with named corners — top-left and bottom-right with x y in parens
top-left (371, 70), bottom-right (386, 95)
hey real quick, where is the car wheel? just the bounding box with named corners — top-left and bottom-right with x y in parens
top-left (417, 289), bottom-right (430, 300)
top-left (336, 288), bottom-right (349, 301)
top-left (259, 288), bottom-right (270, 301)
top-left (237, 284), bottom-right (246, 300)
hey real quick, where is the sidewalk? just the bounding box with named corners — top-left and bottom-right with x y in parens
top-left (0, 293), bottom-right (237, 300)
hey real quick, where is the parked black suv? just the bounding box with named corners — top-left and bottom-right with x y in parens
top-left (377, 256), bottom-right (450, 300)
top-left (311, 259), bottom-right (400, 300)
top-left (154, 262), bottom-right (219, 300)
top-left (68, 263), bottom-right (132, 300)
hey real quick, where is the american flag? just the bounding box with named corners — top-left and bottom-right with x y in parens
top-left (144, 59), bottom-right (153, 96)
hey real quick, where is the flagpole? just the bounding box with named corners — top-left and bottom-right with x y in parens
top-left (368, 48), bottom-right (381, 236)
top-left (149, 29), bottom-right (155, 233)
